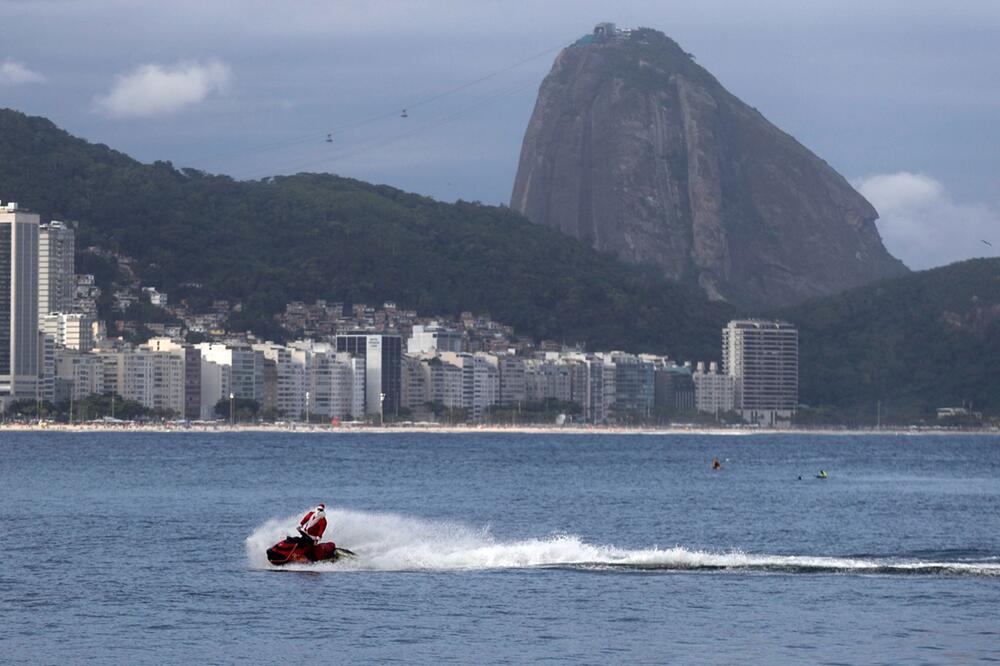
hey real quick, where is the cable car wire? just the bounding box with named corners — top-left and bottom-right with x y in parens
top-left (195, 42), bottom-right (564, 168)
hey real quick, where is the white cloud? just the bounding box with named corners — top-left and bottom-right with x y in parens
top-left (95, 59), bottom-right (231, 118)
top-left (0, 59), bottom-right (45, 85)
top-left (855, 171), bottom-right (999, 270)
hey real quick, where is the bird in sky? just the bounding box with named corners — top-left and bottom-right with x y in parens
top-left (982, 239), bottom-right (993, 247)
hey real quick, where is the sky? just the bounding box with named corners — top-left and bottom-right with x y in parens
top-left (1, 0), bottom-right (998, 270)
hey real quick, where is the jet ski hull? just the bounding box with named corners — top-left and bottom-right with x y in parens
top-left (266, 537), bottom-right (356, 565)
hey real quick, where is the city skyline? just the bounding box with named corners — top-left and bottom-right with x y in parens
top-left (0, 201), bottom-right (781, 424)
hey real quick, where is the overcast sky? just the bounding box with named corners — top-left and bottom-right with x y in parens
top-left (1, 0), bottom-right (998, 270)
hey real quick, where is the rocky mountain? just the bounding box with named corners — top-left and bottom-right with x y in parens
top-left (511, 26), bottom-right (907, 309)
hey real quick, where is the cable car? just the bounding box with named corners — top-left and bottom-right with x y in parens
top-left (400, 109), bottom-right (408, 118)
top-left (325, 133), bottom-right (333, 143)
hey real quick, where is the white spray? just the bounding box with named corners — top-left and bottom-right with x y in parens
top-left (246, 509), bottom-right (1000, 576)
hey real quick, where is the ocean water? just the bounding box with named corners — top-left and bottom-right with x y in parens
top-left (1, 431), bottom-right (998, 664)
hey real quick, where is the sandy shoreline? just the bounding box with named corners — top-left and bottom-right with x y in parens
top-left (2, 422), bottom-right (997, 437)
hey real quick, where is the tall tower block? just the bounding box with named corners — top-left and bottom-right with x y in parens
top-left (0, 202), bottom-right (40, 402)
top-left (38, 220), bottom-right (76, 319)
top-left (723, 319), bottom-right (798, 426)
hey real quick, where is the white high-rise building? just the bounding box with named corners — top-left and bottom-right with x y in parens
top-left (401, 354), bottom-right (429, 413)
top-left (723, 319), bottom-right (799, 426)
top-left (37, 331), bottom-right (55, 403)
top-left (199, 357), bottom-right (230, 420)
top-left (497, 354), bottom-right (526, 406)
top-left (524, 359), bottom-right (572, 403)
top-left (470, 353), bottom-right (500, 420)
top-left (562, 353), bottom-right (607, 423)
top-left (408, 323), bottom-right (463, 354)
top-left (38, 221), bottom-right (75, 320)
top-left (117, 349), bottom-right (186, 416)
top-left (74, 274), bottom-right (100, 319)
top-left (41, 312), bottom-right (93, 351)
top-left (598, 351), bottom-right (654, 416)
top-left (0, 202), bottom-right (40, 403)
top-left (438, 351), bottom-right (499, 421)
top-left (254, 342), bottom-right (308, 420)
top-left (96, 351), bottom-right (121, 397)
top-left (422, 354), bottom-right (464, 412)
top-left (402, 352), bottom-right (465, 418)
top-left (144, 337), bottom-right (202, 420)
top-left (346, 355), bottom-right (366, 420)
top-left (195, 342), bottom-right (264, 403)
top-left (693, 361), bottom-right (736, 415)
top-left (54, 349), bottom-right (105, 403)
top-left (335, 334), bottom-right (401, 418)
top-left (92, 347), bottom-right (187, 416)
top-left (288, 341), bottom-right (366, 421)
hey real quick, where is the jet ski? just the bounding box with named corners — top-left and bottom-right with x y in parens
top-left (266, 536), bottom-right (357, 565)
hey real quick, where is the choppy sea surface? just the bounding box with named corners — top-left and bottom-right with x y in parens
top-left (2, 431), bottom-right (999, 664)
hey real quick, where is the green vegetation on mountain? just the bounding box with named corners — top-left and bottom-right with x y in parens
top-left (3, 108), bottom-right (995, 424)
top-left (782, 258), bottom-right (1000, 424)
top-left (0, 108), bottom-right (734, 360)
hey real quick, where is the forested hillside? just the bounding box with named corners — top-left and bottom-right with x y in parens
top-left (782, 259), bottom-right (1000, 423)
top-left (0, 108), bottom-right (735, 360)
top-left (3, 108), bottom-right (995, 423)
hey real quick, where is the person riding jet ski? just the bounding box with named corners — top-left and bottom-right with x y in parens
top-left (266, 503), bottom-right (355, 565)
top-left (295, 503), bottom-right (328, 545)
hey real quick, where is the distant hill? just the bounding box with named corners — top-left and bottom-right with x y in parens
top-left (0, 108), bottom-right (735, 360)
top-left (782, 258), bottom-right (1000, 423)
top-left (512, 26), bottom-right (907, 309)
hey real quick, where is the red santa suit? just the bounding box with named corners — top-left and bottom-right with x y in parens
top-left (297, 504), bottom-right (328, 543)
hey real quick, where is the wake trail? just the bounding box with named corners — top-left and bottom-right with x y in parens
top-left (245, 510), bottom-right (1000, 578)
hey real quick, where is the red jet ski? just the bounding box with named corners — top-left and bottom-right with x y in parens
top-left (266, 536), bottom-right (357, 565)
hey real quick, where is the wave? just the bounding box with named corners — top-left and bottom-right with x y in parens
top-left (245, 510), bottom-right (1000, 577)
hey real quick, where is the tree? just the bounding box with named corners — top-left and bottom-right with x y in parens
top-left (259, 407), bottom-right (282, 422)
top-left (214, 397), bottom-right (261, 422)
top-left (55, 393), bottom-right (152, 421)
top-left (151, 407), bottom-right (179, 421)
top-left (487, 399), bottom-right (582, 424)
top-left (3, 399), bottom-right (57, 420)
top-left (385, 407), bottom-right (413, 423)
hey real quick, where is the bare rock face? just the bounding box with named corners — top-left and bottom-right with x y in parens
top-left (511, 27), bottom-right (907, 309)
